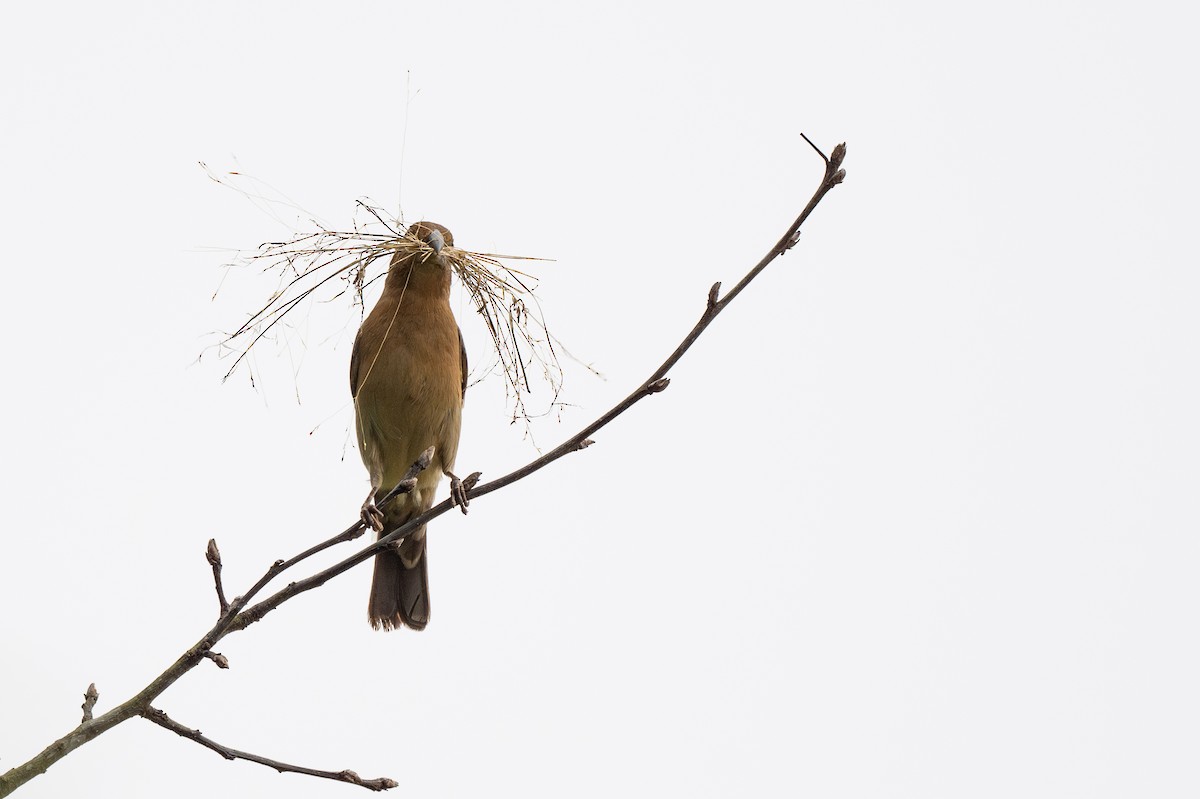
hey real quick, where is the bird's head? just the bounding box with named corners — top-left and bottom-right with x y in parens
top-left (385, 220), bottom-right (457, 296)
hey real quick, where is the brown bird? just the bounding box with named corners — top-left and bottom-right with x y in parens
top-left (351, 220), bottom-right (468, 631)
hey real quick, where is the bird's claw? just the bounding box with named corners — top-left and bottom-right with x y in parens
top-left (361, 497), bottom-right (385, 532)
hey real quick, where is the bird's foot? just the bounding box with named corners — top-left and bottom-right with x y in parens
top-left (447, 470), bottom-right (481, 515)
top-left (361, 494), bottom-right (385, 532)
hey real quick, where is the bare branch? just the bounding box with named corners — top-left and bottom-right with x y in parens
top-left (0, 138), bottom-right (846, 798)
top-left (142, 708), bottom-right (396, 792)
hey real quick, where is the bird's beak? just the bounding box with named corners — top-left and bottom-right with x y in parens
top-left (425, 229), bottom-right (445, 255)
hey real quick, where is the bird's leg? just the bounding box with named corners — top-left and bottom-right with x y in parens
top-left (361, 489), bottom-right (385, 532)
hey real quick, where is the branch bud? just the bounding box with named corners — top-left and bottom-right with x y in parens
top-left (707, 282), bottom-right (722, 310)
top-left (81, 682), bottom-right (99, 722)
top-left (416, 446), bottom-right (435, 470)
top-left (206, 539), bottom-right (222, 568)
top-left (830, 142), bottom-right (847, 169)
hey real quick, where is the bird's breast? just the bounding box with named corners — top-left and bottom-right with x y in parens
top-left (352, 293), bottom-right (464, 492)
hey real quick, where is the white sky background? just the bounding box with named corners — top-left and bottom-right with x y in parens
top-left (2, 1), bottom-right (1197, 797)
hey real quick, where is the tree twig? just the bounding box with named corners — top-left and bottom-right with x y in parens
top-left (142, 707), bottom-right (397, 792)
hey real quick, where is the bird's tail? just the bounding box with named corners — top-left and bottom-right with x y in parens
top-left (368, 523), bottom-right (429, 631)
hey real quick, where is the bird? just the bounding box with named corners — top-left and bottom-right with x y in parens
top-left (350, 220), bottom-right (468, 631)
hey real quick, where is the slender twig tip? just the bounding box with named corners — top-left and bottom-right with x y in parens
top-left (800, 132), bottom-right (829, 162)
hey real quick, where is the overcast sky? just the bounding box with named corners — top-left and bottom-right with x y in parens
top-left (3, 2), bottom-right (1197, 797)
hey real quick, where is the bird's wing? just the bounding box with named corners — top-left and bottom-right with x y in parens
top-left (350, 328), bottom-right (364, 398)
top-left (458, 326), bottom-right (468, 399)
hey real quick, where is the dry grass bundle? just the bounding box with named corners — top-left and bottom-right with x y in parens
top-left (208, 193), bottom-right (566, 425)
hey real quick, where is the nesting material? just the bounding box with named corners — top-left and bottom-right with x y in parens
top-left (213, 202), bottom-right (563, 424)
